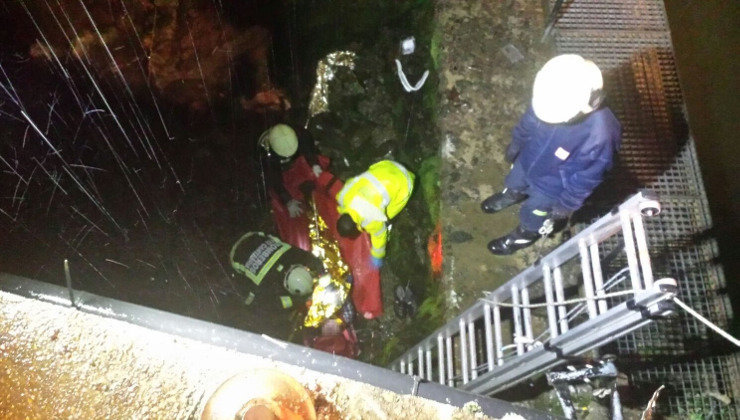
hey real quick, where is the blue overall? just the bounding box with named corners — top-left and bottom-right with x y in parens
top-left (504, 106), bottom-right (622, 232)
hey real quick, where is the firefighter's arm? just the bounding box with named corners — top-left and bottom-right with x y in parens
top-left (560, 140), bottom-right (614, 210)
top-left (386, 170), bottom-right (415, 220)
top-left (507, 106), bottom-right (538, 163)
top-left (364, 220), bottom-right (388, 259)
top-left (386, 191), bottom-right (411, 220)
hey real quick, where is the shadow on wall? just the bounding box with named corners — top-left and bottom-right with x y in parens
top-left (575, 47), bottom-right (689, 223)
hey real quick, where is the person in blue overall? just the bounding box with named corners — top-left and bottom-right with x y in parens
top-left (483, 54), bottom-right (622, 255)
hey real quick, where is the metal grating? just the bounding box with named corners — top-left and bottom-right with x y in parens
top-left (552, 0), bottom-right (738, 417)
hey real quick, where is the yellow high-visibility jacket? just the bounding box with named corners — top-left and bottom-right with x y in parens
top-left (336, 160), bottom-right (415, 258)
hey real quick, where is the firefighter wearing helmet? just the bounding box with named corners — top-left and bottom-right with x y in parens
top-left (482, 54), bottom-right (622, 255)
top-left (260, 124), bottom-right (326, 219)
top-left (229, 232), bottom-right (325, 334)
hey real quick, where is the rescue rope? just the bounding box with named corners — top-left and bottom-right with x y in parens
top-left (481, 289), bottom-right (637, 309)
top-left (673, 297), bottom-right (740, 347)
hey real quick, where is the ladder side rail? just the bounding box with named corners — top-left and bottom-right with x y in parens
top-left (463, 286), bottom-right (672, 395)
top-left (620, 211), bottom-right (643, 291)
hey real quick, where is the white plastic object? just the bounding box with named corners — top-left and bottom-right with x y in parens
top-left (401, 36), bottom-right (416, 55)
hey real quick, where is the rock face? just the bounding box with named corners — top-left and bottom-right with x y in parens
top-left (435, 1), bottom-right (554, 311)
top-left (22, 0), bottom-right (280, 113)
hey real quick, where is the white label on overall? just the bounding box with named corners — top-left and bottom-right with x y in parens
top-left (554, 147), bottom-right (570, 160)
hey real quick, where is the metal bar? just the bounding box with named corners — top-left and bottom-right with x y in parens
top-left (483, 304), bottom-right (495, 371)
top-left (400, 360), bottom-right (406, 374)
top-left (542, 265), bottom-right (559, 339)
top-left (426, 348), bottom-right (433, 381)
top-left (493, 304), bottom-right (504, 366)
top-left (632, 213), bottom-right (654, 289)
top-left (407, 355), bottom-right (413, 377)
top-left (511, 286), bottom-right (525, 355)
top-left (620, 211), bottom-right (642, 291)
top-left (445, 335), bottom-right (454, 387)
top-left (579, 240), bottom-right (599, 319)
top-left (467, 321), bottom-right (478, 379)
top-left (418, 347), bottom-right (425, 379)
top-left (437, 334), bottom-right (445, 385)
top-left (521, 287), bottom-right (534, 349)
top-left (553, 267), bottom-right (569, 333)
top-left (590, 243), bottom-right (608, 314)
top-left (459, 319), bottom-right (470, 384)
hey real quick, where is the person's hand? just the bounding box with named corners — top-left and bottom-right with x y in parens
top-left (287, 199), bottom-right (304, 218)
top-left (551, 205), bottom-right (573, 220)
top-left (312, 164), bottom-right (323, 177)
top-left (370, 256), bottom-right (384, 269)
top-left (504, 142), bottom-right (520, 163)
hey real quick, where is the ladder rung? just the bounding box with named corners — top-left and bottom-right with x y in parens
top-left (483, 304), bottom-right (495, 372)
top-left (437, 334), bottom-right (445, 385)
top-left (459, 319), bottom-right (470, 384)
top-left (426, 348), bottom-right (432, 381)
top-left (579, 240), bottom-right (599, 319)
top-left (445, 335), bottom-right (454, 387)
top-left (553, 267), bottom-right (569, 333)
top-left (542, 265), bottom-right (559, 338)
top-left (521, 287), bottom-right (534, 349)
top-left (467, 320), bottom-right (478, 379)
top-left (511, 286), bottom-right (524, 355)
top-left (590, 243), bottom-right (608, 314)
top-left (493, 304), bottom-right (504, 366)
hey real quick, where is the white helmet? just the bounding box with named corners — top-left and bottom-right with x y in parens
top-left (283, 265), bottom-right (313, 296)
top-left (267, 124), bottom-right (298, 157)
top-left (532, 54), bottom-right (604, 124)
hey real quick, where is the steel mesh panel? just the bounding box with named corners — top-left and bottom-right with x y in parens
top-left (552, 0), bottom-right (738, 417)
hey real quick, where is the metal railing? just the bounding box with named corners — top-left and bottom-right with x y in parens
top-left (390, 191), bottom-right (677, 395)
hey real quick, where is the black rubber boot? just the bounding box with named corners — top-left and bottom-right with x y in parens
top-left (481, 189), bottom-right (527, 214)
top-left (487, 225), bottom-right (540, 255)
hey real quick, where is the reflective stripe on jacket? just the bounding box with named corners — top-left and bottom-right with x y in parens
top-left (336, 160), bottom-right (415, 258)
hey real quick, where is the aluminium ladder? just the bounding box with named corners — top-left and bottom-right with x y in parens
top-left (389, 191), bottom-right (677, 396)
